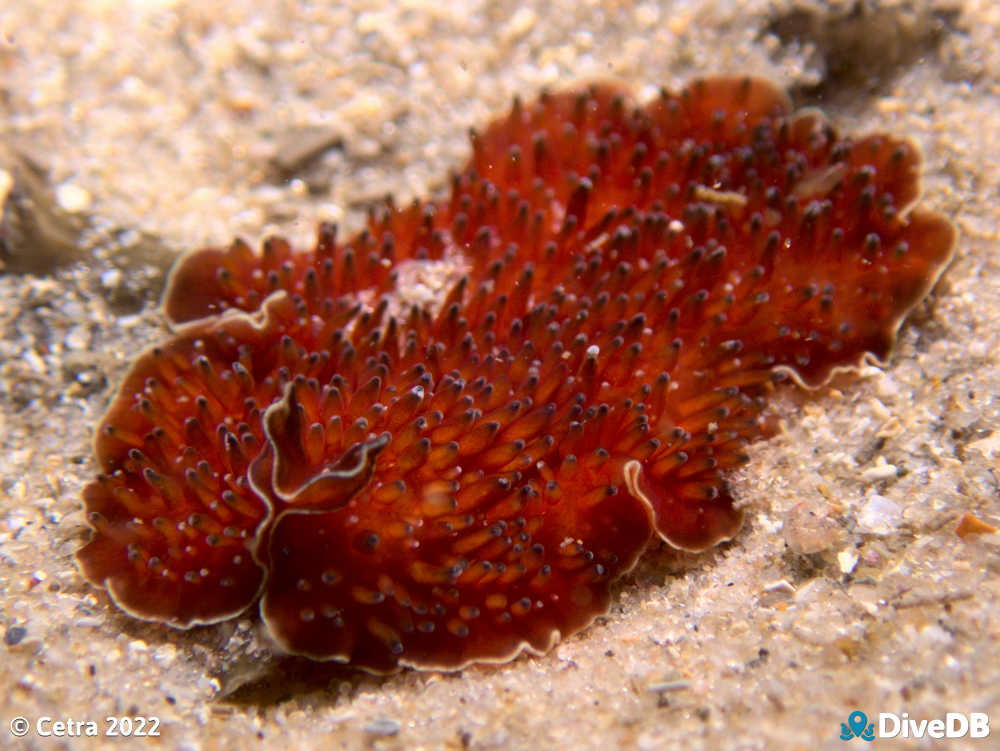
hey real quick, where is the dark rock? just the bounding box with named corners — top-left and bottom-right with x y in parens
top-left (4, 625), bottom-right (27, 646)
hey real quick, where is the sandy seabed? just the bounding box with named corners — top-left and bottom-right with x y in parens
top-left (1, 1), bottom-right (998, 749)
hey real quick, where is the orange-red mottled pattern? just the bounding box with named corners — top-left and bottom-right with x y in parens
top-left (77, 76), bottom-right (955, 671)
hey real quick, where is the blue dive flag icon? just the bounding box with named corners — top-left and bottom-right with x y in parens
top-left (840, 711), bottom-right (875, 741)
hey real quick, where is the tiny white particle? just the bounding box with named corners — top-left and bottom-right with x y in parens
top-left (837, 549), bottom-right (859, 575)
top-left (55, 181), bottom-right (92, 212)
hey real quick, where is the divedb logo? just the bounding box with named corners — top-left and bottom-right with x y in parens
top-left (840, 710), bottom-right (991, 741)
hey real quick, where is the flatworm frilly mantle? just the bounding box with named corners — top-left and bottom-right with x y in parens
top-left (77, 76), bottom-right (955, 672)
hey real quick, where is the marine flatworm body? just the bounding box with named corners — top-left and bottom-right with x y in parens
top-left (77, 76), bottom-right (955, 672)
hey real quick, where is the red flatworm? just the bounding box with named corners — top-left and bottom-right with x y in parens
top-left (77, 76), bottom-right (955, 672)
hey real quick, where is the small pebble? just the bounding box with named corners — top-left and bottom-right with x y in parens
top-left (763, 579), bottom-right (796, 594)
top-left (968, 339), bottom-right (988, 358)
top-left (364, 718), bottom-right (401, 737)
top-left (55, 182), bottom-right (92, 212)
top-left (339, 90), bottom-right (385, 125)
top-left (857, 494), bottom-right (902, 535)
top-left (837, 549), bottom-right (859, 575)
top-left (955, 512), bottom-right (998, 539)
top-left (868, 398), bottom-right (891, 421)
top-left (859, 458), bottom-right (897, 483)
top-left (64, 325), bottom-right (91, 351)
top-left (647, 677), bottom-right (690, 693)
top-left (784, 505), bottom-right (842, 553)
top-left (503, 7), bottom-right (537, 41)
top-left (4, 625), bottom-right (27, 646)
top-left (100, 268), bottom-right (123, 289)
